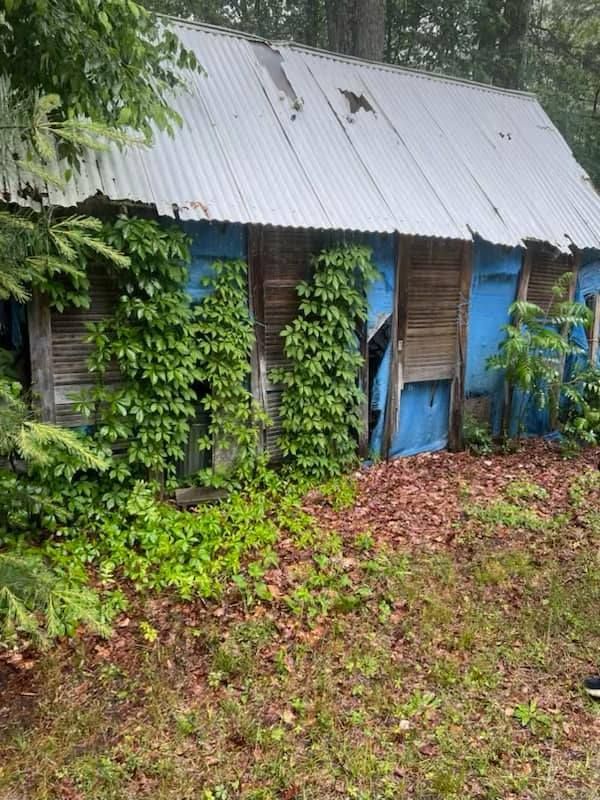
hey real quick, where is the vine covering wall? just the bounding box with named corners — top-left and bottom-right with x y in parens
top-left (271, 244), bottom-right (378, 480)
top-left (77, 217), bottom-right (264, 486)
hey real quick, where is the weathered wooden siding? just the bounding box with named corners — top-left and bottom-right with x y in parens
top-left (526, 245), bottom-right (572, 311)
top-left (51, 267), bottom-right (120, 426)
top-left (403, 238), bottom-right (464, 383)
top-left (252, 226), bottom-right (334, 458)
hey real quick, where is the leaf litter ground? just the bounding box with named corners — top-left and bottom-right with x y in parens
top-left (1, 440), bottom-right (599, 799)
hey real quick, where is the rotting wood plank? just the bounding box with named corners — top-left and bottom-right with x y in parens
top-left (382, 234), bottom-right (410, 460)
top-left (448, 240), bottom-right (473, 451)
top-left (28, 288), bottom-right (56, 423)
top-left (175, 486), bottom-right (228, 508)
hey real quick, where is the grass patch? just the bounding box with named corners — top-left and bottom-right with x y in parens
top-left (1, 451), bottom-right (600, 799)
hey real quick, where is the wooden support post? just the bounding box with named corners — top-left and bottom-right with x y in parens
top-left (502, 247), bottom-right (533, 438)
top-left (516, 247), bottom-right (532, 302)
top-left (247, 225), bottom-right (267, 451)
top-left (27, 288), bottom-right (55, 422)
top-left (382, 234), bottom-right (410, 460)
top-left (358, 320), bottom-right (369, 459)
top-left (448, 240), bottom-right (473, 451)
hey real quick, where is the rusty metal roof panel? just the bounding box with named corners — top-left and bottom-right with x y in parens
top-left (4, 20), bottom-right (600, 252)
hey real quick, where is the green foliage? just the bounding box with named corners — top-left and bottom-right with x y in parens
top-left (0, 75), bottom-right (142, 189)
top-left (513, 699), bottom-right (552, 736)
top-left (45, 481), bottom-right (279, 600)
top-left (504, 479), bottom-right (548, 502)
top-left (76, 217), bottom-right (199, 482)
top-left (271, 244), bottom-right (378, 480)
top-left (0, 551), bottom-right (110, 646)
top-left (464, 499), bottom-right (545, 532)
top-left (1, 0), bottom-right (200, 160)
top-left (562, 364), bottom-right (600, 444)
top-left (318, 474), bottom-right (358, 511)
top-left (0, 375), bottom-right (111, 582)
top-left (77, 220), bottom-right (265, 486)
top-left (0, 210), bottom-right (128, 306)
top-left (462, 412), bottom-right (493, 455)
top-left (0, 376), bottom-right (107, 473)
top-left (194, 259), bottom-right (269, 484)
top-left (487, 273), bottom-right (591, 433)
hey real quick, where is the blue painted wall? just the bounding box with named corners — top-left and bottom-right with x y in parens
top-left (465, 239), bottom-right (522, 434)
top-left (180, 220), bottom-right (247, 300)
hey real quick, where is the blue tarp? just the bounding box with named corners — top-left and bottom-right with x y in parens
top-left (391, 379), bottom-right (451, 456)
top-left (366, 235), bottom-right (395, 457)
top-left (570, 254), bottom-right (600, 365)
top-left (465, 239), bottom-right (522, 434)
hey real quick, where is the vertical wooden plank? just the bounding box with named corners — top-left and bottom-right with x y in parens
top-left (27, 288), bottom-right (56, 423)
top-left (516, 247), bottom-right (533, 303)
top-left (382, 234), bottom-right (410, 460)
top-left (358, 320), bottom-right (369, 459)
top-left (247, 225), bottom-right (267, 451)
top-left (448, 240), bottom-right (473, 451)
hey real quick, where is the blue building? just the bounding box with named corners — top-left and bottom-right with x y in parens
top-left (6, 20), bottom-right (600, 463)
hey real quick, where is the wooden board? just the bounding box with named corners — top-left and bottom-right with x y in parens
top-left (403, 238), bottom-right (463, 384)
top-left (50, 267), bottom-right (121, 426)
top-left (28, 288), bottom-right (55, 422)
top-left (526, 245), bottom-right (572, 311)
top-left (382, 234), bottom-right (409, 459)
top-left (254, 226), bottom-right (334, 459)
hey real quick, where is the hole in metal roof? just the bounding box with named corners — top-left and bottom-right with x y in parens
top-left (340, 89), bottom-right (374, 114)
top-left (251, 42), bottom-right (298, 103)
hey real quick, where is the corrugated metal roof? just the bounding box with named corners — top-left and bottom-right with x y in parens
top-left (3, 19), bottom-right (600, 252)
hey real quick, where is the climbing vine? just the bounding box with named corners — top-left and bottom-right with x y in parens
top-left (195, 259), bottom-right (269, 485)
top-left (77, 218), bottom-right (266, 487)
top-left (76, 216), bottom-right (199, 483)
top-left (271, 244), bottom-right (378, 480)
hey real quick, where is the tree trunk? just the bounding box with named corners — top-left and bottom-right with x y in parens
top-left (326, 0), bottom-right (385, 61)
top-left (496, 0), bottom-right (533, 89)
top-left (354, 0), bottom-right (385, 61)
top-left (475, 0), bottom-right (503, 82)
top-left (304, 0), bottom-right (321, 47)
top-left (326, 0), bottom-right (355, 53)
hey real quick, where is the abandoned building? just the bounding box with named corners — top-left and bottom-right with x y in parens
top-left (4, 19), bottom-right (600, 465)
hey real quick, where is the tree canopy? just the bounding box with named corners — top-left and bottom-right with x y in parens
top-left (0, 0), bottom-right (199, 158)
